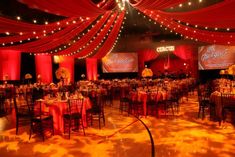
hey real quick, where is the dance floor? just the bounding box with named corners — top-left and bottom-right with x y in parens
top-left (0, 93), bottom-right (235, 157)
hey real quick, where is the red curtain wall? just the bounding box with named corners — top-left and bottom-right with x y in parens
top-left (138, 45), bottom-right (198, 77)
top-left (137, 49), bottom-right (159, 76)
top-left (0, 50), bottom-right (21, 80)
top-left (35, 55), bottom-right (52, 83)
top-left (59, 56), bottom-right (74, 83)
top-left (86, 58), bottom-right (97, 80)
top-left (150, 57), bottom-right (187, 74)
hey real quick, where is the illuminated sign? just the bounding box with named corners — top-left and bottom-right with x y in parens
top-left (156, 46), bottom-right (175, 52)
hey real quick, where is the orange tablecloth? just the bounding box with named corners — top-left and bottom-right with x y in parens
top-left (210, 91), bottom-right (235, 119)
top-left (210, 91), bottom-right (222, 119)
top-left (130, 90), bottom-right (167, 116)
top-left (38, 97), bottom-right (91, 134)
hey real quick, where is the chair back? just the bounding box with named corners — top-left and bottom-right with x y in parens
top-left (0, 92), bottom-right (5, 114)
top-left (90, 94), bottom-right (104, 113)
top-left (120, 86), bottom-right (130, 99)
top-left (221, 93), bottom-right (235, 107)
top-left (13, 95), bottom-right (31, 117)
top-left (0, 92), bottom-right (5, 104)
top-left (147, 92), bottom-right (157, 102)
top-left (32, 87), bottom-right (44, 102)
top-left (68, 98), bottom-right (84, 115)
top-left (5, 87), bottom-right (15, 99)
top-left (198, 85), bottom-right (210, 101)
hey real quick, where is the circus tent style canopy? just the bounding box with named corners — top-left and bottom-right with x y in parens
top-left (0, 0), bottom-right (234, 60)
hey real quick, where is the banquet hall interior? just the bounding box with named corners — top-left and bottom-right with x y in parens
top-left (0, 0), bottom-right (235, 157)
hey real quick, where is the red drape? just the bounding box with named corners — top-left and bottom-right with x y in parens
top-left (158, 0), bottom-right (235, 28)
top-left (69, 12), bottom-right (118, 57)
top-left (173, 45), bottom-right (194, 60)
top-left (137, 45), bottom-right (198, 77)
top-left (150, 56), bottom-right (187, 74)
top-left (57, 12), bottom-right (112, 55)
top-left (140, 9), bottom-right (235, 45)
top-left (137, 49), bottom-right (159, 75)
top-left (92, 11), bottom-right (125, 59)
top-left (59, 56), bottom-right (74, 83)
top-left (0, 17), bottom-right (75, 33)
top-left (35, 55), bottom-right (52, 83)
top-left (173, 45), bottom-right (198, 77)
top-left (18, 0), bottom-right (110, 17)
top-left (0, 17), bottom-right (96, 52)
top-left (130, 0), bottom-right (187, 10)
top-left (0, 50), bottom-right (21, 80)
top-left (86, 58), bottom-right (97, 80)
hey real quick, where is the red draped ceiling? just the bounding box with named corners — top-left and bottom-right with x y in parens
top-left (130, 0), bottom-right (187, 10)
top-left (18, 0), bottom-right (112, 17)
top-left (0, 0), bottom-right (235, 59)
top-left (156, 0), bottom-right (235, 28)
top-left (135, 0), bottom-right (235, 45)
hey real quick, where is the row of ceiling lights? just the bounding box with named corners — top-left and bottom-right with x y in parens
top-left (177, 0), bottom-right (203, 8)
top-left (139, 9), bottom-right (233, 44)
top-left (31, 11), bottom-right (126, 58)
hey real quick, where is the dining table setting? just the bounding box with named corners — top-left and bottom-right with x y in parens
top-left (36, 91), bottom-right (92, 134)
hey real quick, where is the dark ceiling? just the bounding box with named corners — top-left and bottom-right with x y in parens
top-left (0, 0), bottom-right (223, 40)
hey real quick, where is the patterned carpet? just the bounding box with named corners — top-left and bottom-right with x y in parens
top-left (0, 93), bottom-right (234, 157)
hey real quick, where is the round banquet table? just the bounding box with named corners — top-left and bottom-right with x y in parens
top-left (37, 97), bottom-right (91, 134)
top-left (130, 90), bottom-right (167, 116)
top-left (210, 91), bottom-right (235, 120)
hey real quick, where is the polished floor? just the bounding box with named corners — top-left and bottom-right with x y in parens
top-left (0, 93), bottom-right (235, 157)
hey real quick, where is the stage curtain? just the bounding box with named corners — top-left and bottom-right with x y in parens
top-left (173, 45), bottom-right (198, 77)
top-left (150, 57), bottom-right (186, 75)
top-left (0, 50), bottom-right (21, 80)
top-left (173, 45), bottom-right (194, 60)
top-left (35, 55), bottom-right (52, 83)
top-left (59, 56), bottom-right (74, 83)
top-left (137, 49), bottom-right (159, 76)
top-left (86, 58), bottom-right (97, 80)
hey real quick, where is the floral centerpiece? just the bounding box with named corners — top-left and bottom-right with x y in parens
top-left (55, 67), bottom-right (70, 100)
top-left (25, 73), bottom-right (32, 79)
top-left (227, 64), bottom-right (235, 76)
top-left (25, 73), bottom-right (32, 84)
top-left (142, 67), bottom-right (153, 78)
top-left (3, 74), bottom-right (9, 80)
top-left (219, 70), bottom-right (225, 75)
top-left (81, 74), bottom-right (85, 80)
top-left (3, 74), bottom-right (9, 85)
top-left (55, 67), bottom-right (70, 82)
